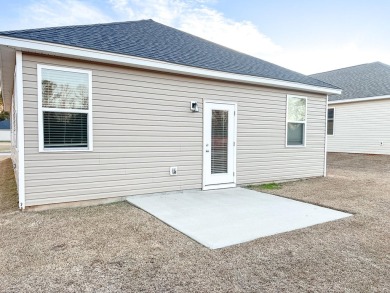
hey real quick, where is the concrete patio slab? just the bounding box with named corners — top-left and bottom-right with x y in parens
top-left (126, 188), bottom-right (351, 249)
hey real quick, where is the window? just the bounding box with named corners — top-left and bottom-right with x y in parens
top-left (38, 65), bottom-right (92, 151)
top-left (286, 95), bottom-right (307, 146)
top-left (327, 108), bottom-right (334, 135)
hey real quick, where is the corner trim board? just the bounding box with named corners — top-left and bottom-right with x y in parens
top-left (15, 51), bottom-right (25, 209)
top-left (324, 96), bottom-right (328, 177)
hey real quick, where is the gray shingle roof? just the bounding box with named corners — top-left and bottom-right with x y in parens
top-left (310, 62), bottom-right (390, 101)
top-left (0, 20), bottom-right (337, 90)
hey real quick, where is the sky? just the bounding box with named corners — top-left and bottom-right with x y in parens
top-left (0, 0), bottom-right (389, 74)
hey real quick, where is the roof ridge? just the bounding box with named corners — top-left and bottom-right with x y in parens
top-left (2, 19), bottom-right (313, 83)
top-left (153, 22), bottom-right (339, 88)
top-left (0, 19), bottom-right (153, 35)
top-left (306, 76), bottom-right (340, 89)
top-left (0, 19), bottom-right (339, 90)
top-left (153, 22), bottom-right (273, 65)
top-left (376, 61), bottom-right (390, 69)
top-left (310, 62), bottom-right (384, 76)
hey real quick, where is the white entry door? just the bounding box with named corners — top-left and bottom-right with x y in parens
top-left (203, 101), bottom-right (236, 189)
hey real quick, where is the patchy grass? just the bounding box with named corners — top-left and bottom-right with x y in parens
top-left (249, 182), bottom-right (282, 190)
top-left (0, 153), bottom-right (389, 292)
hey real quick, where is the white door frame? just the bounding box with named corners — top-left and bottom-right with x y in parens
top-left (202, 100), bottom-right (237, 190)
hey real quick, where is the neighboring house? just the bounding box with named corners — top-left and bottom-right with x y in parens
top-left (0, 119), bottom-right (10, 141)
top-left (0, 20), bottom-right (340, 209)
top-left (311, 62), bottom-right (390, 155)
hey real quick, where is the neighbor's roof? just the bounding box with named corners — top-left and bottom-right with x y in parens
top-left (0, 20), bottom-right (338, 90)
top-left (310, 62), bottom-right (390, 101)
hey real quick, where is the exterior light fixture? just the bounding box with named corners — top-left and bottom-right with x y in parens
top-left (190, 101), bottom-right (199, 112)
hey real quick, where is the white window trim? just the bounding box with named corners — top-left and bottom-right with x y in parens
top-left (37, 64), bottom-right (93, 152)
top-left (327, 107), bottom-right (335, 136)
top-left (285, 95), bottom-right (307, 148)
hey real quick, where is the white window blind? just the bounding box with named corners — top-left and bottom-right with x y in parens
top-left (38, 66), bottom-right (92, 151)
top-left (211, 110), bottom-right (229, 174)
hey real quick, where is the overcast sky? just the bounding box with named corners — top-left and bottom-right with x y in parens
top-left (1, 0), bottom-right (389, 74)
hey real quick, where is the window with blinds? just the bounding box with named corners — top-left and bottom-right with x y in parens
top-left (38, 66), bottom-right (92, 151)
top-left (327, 108), bottom-right (334, 135)
top-left (211, 110), bottom-right (228, 174)
top-left (286, 95), bottom-right (307, 146)
top-left (43, 112), bottom-right (88, 148)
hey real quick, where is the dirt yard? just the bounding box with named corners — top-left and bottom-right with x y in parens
top-left (0, 153), bottom-right (389, 292)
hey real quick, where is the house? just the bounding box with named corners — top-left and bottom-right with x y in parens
top-left (311, 62), bottom-right (390, 155)
top-left (0, 119), bottom-right (10, 141)
top-left (0, 20), bottom-right (340, 209)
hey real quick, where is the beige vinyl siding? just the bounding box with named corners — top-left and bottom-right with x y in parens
top-left (328, 99), bottom-right (390, 154)
top-left (22, 53), bottom-right (327, 206)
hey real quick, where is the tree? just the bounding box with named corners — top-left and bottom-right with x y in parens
top-left (0, 90), bottom-right (10, 121)
top-left (0, 90), bottom-right (3, 112)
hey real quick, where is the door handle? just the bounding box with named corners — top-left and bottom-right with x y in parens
top-left (206, 150), bottom-right (210, 153)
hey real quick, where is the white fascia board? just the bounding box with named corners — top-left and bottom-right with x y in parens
top-left (328, 95), bottom-right (390, 105)
top-left (0, 36), bottom-right (341, 95)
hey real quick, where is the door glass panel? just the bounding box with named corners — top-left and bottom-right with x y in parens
top-left (211, 110), bottom-right (228, 174)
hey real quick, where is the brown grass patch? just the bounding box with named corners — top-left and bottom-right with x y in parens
top-left (0, 157), bottom-right (18, 212)
top-left (0, 153), bottom-right (389, 292)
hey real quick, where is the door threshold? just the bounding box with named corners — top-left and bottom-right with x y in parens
top-left (203, 183), bottom-right (236, 191)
